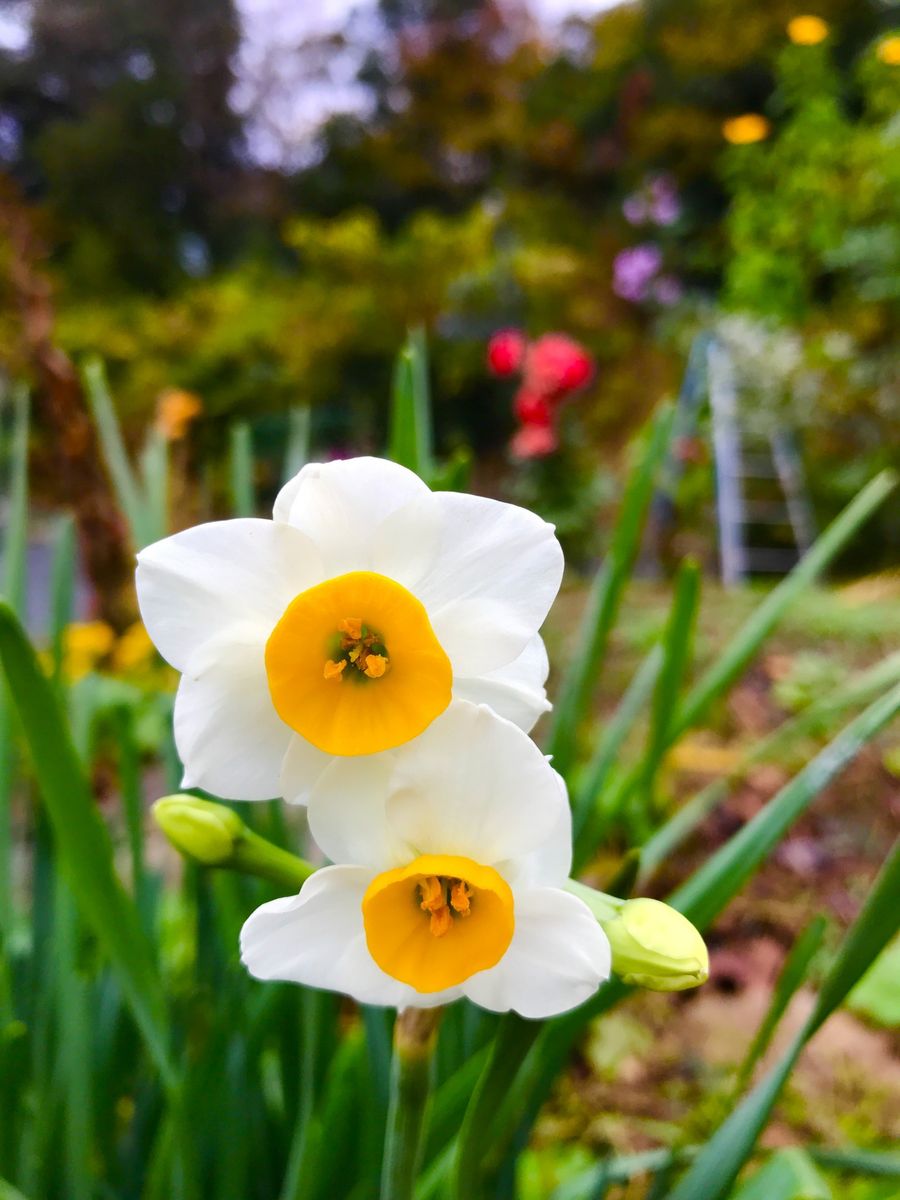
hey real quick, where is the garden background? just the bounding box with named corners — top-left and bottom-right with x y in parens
top-left (0, 1), bottom-right (899, 1199)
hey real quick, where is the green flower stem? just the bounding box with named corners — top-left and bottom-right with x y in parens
top-left (564, 879), bottom-right (623, 922)
top-left (152, 796), bottom-right (314, 890)
top-left (231, 827), bottom-right (314, 890)
top-left (381, 1007), bottom-right (441, 1200)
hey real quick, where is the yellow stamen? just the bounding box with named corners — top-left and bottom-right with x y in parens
top-left (418, 876), bottom-right (444, 913)
top-left (429, 905), bottom-right (452, 937)
top-left (450, 880), bottom-right (472, 917)
top-left (339, 617), bottom-right (363, 640)
top-left (364, 653), bottom-right (388, 679)
top-left (323, 659), bottom-right (347, 681)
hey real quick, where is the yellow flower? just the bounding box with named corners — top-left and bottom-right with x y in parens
top-left (155, 388), bottom-right (203, 441)
top-left (62, 621), bottom-right (115, 680)
top-left (787, 15), bottom-right (829, 45)
top-left (112, 621), bottom-right (156, 673)
top-left (876, 35), bottom-right (900, 66)
top-left (722, 114), bottom-right (771, 145)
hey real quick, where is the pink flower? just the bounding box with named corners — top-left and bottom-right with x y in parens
top-left (487, 328), bottom-right (527, 377)
top-left (523, 334), bottom-right (594, 399)
top-left (511, 421), bottom-right (558, 459)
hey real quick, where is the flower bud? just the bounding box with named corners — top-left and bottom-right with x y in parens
top-left (604, 897), bottom-right (709, 992)
top-left (153, 795), bottom-right (245, 866)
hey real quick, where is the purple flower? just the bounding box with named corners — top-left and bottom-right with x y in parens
top-left (622, 194), bottom-right (648, 225)
top-left (649, 174), bottom-right (681, 226)
top-left (623, 174), bottom-right (682, 228)
top-left (613, 244), bottom-right (663, 302)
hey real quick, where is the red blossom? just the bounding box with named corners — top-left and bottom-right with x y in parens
top-left (524, 334), bottom-right (594, 399)
top-left (487, 328), bottom-right (527, 376)
top-left (513, 388), bottom-right (553, 426)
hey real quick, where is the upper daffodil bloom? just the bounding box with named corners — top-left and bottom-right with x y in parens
top-left (240, 704), bottom-right (611, 1016)
top-left (136, 457), bottom-right (562, 802)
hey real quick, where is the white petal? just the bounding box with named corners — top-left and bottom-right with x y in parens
top-left (136, 519), bottom-right (323, 671)
top-left (280, 735), bottom-right (337, 806)
top-left (497, 769), bottom-right (573, 889)
top-left (419, 493), bottom-right (563, 675)
top-left (453, 634), bottom-right (550, 733)
top-left (240, 866), bottom-right (462, 1009)
top-left (462, 888), bottom-right (611, 1018)
top-left (386, 703), bottom-right (570, 868)
top-left (272, 458), bottom-right (436, 585)
top-left (370, 493), bottom-right (441, 590)
top-left (174, 625), bottom-right (292, 801)
top-left (307, 754), bottom-right (412, 868)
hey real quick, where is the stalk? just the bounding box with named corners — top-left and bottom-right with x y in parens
top-left (381, 1007), bottom-right (440, 1200)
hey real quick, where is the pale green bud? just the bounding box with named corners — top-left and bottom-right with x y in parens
top-left (153, 794), bottom-right (316, 890)
top-left (604, 897), bottom-right (709, 992)
top-left (153, 795), bottom-right (245, 866)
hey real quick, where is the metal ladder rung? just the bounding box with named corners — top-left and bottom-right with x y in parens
top-left (741, 499), bottom-right (793, 522)
top-left (707, 339), bottom-right (817, 585)
top-left (736, 457), bottom-right (779, 478)
top-left (744, 548), bottom-right (801, 571)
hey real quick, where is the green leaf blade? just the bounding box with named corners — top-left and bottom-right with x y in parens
top-left (549, 404), bottom-right (675, 778)
top-left (0, 601), bottom-right (175, 1087)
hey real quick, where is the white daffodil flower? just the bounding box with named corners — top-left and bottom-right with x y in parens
top-left (136, 457), bottom-right (562, 803)
top-left (240, 704), bottom-right (611, 1018)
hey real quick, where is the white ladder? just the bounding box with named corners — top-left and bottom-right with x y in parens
top-left (706, 339), bottom-right (816, 586)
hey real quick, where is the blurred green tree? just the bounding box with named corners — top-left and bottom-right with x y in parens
top-left (0, 0), bottom-right (244, 291)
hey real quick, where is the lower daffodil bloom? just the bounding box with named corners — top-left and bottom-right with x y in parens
top-left (136, 457), bottom-right (562, 802)
top-left (240, 704), bottom-right (611, 1017)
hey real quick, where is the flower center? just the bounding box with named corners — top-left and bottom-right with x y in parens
top-left (265, 571), bottom-right (452, 757)
top-left (417, 874), bottom-right (472, 937)
top-left (324, 617), bottom-right (390, 682)
top-left (362, 854), bottom-right (515, 993)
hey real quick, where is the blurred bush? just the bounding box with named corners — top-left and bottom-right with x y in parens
top-left (0, 0), bottom-right (897, 557)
